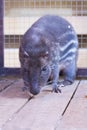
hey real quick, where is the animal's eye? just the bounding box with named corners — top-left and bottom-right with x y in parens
top-left (41, 66), bottom-right (48, 73)
top-left (42, 67), bottom-right (47, 71)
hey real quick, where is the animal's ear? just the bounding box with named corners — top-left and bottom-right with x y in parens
top-left (20, 46), bottom-right (29, 58)
top-left (24, 51), bottom-right (29, 57)
top-left (23, 50), bottom-right (29, 59)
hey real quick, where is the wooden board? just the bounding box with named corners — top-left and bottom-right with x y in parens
top-left (2, 81), bottom-right (79, 130)
top-left (56, 80), bottom-right (87, 130)
top-left (0, 79), bottom-right (16, 92)
top-left (0, 79), bottom-right (29, 127)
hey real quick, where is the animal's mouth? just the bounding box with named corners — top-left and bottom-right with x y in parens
top-left (22, 85), bottom-right (34, 98)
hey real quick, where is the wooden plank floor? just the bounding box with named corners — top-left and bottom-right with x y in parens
top-left (0, 77), bottom-right (87, 130)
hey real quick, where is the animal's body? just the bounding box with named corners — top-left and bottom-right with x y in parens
top-left (19, 15), bottom-right (78, 95)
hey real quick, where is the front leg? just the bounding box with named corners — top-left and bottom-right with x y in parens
top-left (52, 64), bottom-right (61, 93)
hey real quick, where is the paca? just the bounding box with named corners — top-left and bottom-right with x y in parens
top-left (19, 15), bottom-right (78, 95)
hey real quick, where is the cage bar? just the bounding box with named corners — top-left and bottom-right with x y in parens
top-left (0, 0), bottom-right (4, 68)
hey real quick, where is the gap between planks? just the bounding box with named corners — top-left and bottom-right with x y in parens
top-left (0, 78), bottom-right (18, 92)
top-left (62, 80), bottom-right (81, 116)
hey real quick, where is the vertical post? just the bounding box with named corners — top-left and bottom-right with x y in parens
top-left (0, 0), bottom-right (4, 67)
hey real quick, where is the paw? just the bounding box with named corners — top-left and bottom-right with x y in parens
top-left (52, 83), bottom-right (62, 93)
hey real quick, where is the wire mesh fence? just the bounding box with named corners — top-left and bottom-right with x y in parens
top-left (4, 0), bottom-right (87, 68)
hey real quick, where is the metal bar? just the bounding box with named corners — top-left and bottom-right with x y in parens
top-left (0, 68), bottom-right (21, 76)
top-left (0, 68), bottom-right (87, 78)
top-left (77, 68), bottom-right (87, 78)
top-left (0, 0), bottom-right (4, 67)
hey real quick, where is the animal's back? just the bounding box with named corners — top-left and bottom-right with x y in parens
top-left (25, 15), bottom-right (78, 63)
top-left (30, 15), bottom-right (76, 39)
top-left (30, 15), bottom-right (78, 63)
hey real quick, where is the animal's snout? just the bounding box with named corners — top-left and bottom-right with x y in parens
top-left (24, 80), bottom-right (40, 95)
top-left (30, 87), bottom-right (40, 95)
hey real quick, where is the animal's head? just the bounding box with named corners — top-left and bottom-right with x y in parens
top-left (19, 34), bottom-right (51, 95)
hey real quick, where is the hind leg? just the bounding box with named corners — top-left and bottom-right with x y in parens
top-left (62, 61), bottom-right (77, 86)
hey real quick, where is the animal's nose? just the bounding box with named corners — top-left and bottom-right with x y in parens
top-left (30, 87), bottom-right (40, 95)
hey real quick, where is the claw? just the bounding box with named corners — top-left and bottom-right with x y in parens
top-left (52, 87), bottom-right (61, 93)
top-left (52, 83), bottom-right (62, 93)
